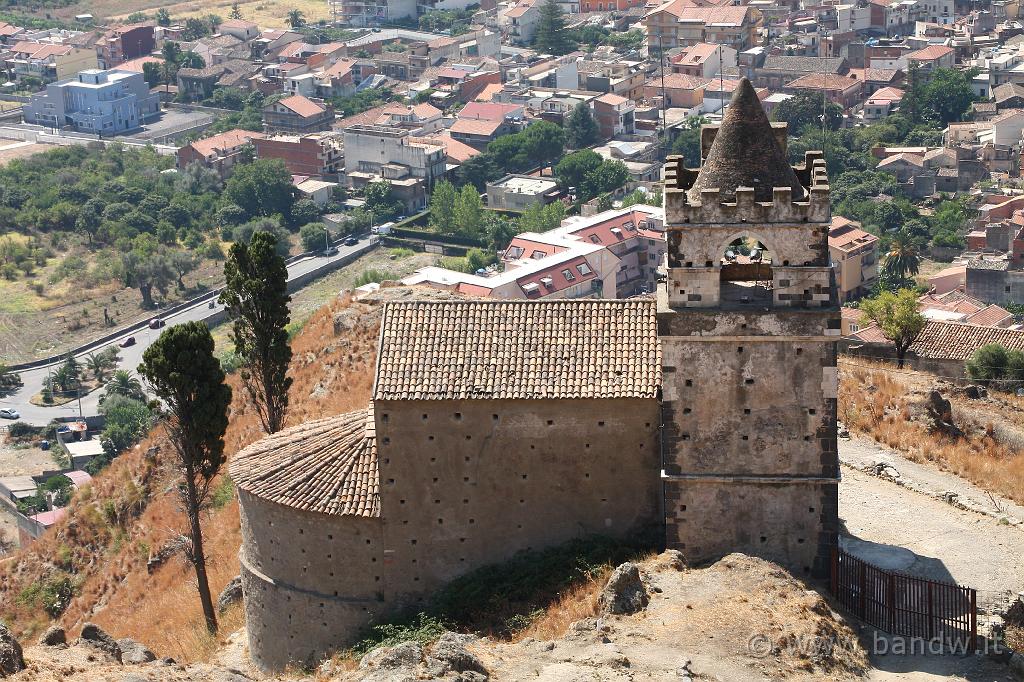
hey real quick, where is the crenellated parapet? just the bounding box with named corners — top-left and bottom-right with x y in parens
top-left (663, 153), bottom-right (831, 227)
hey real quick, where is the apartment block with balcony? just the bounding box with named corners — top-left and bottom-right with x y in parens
top-left (829, 217), bottom-right (879, 302)
top-left (343, 124), bottom-right (445, 211)
top-left (23, 68), bottom-right (159, 134)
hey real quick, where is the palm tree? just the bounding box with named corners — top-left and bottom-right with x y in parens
top-left (286, 9), bottom-right (305, 28)
top-left (881, 231), bottom-right (921, 285)
top-left (85, 352), bottom-right (109, 382)
top-left (101, 370), bottom-right (147, 405)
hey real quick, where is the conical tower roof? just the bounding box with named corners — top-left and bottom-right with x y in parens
top-left (687, 78), bottom-right (805, 203)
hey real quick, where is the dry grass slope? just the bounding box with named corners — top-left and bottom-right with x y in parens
top-left (838, 358), bottom-right (1024, 506)
top-left (0, 294), bottom-right (384, 661)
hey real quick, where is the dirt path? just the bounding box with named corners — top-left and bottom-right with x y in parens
top-left (838, 438), bottom-right (1024, 682)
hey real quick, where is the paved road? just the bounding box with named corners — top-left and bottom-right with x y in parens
top-left (0, 235), bottom-right (376, 426)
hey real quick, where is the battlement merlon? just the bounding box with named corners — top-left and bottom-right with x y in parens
top-left (663, 152), bottom-right (831, 226)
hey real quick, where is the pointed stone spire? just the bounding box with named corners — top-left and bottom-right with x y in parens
top-left (687, 77), bottom-right (805, 203)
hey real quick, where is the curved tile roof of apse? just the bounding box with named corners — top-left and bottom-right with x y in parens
top-left (688, 77), bottom-right (805, 203)
top-left (230, 409), bottom-right (379, 517)
top-left (373, 299), bottom-right (661, 401)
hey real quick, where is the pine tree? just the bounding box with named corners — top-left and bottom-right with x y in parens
top-left (534, 0), bottom-right (572, 55)
top-left (564, 101), bottom-right (601, 149)
top-left (139, 322), bottom-right (231, 633)
top-left (219, 231), bottom-right (292, 435)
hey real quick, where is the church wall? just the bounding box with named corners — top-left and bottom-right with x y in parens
top-left (373, 397), bottom-right (661, 607)
top-left (238, 489), bottom-right (385, 671)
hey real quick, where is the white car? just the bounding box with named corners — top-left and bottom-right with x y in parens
top-left (0, 408), bottom-right (19, 419)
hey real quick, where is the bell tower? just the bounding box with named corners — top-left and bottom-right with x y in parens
top-left (658, 79), bottom-right (840, 577)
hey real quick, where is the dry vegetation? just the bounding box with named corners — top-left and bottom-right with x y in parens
top-left (0, 292), bottom-right (384, 661)
top-left (838, 358), bottom-right (1024, 506)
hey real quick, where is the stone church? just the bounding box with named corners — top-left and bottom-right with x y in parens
top-left (230, 78), bottom-right (841, 672)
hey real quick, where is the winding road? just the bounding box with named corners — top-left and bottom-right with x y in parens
top-left (0, 235), bottom-right (377, 426)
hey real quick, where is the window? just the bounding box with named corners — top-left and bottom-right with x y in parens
top-left (589, 234), bottom-right (601, 244)
top-left (623, 221), bottom-right (636, 232)
top-left (577, 263), bottom-right (592, 276)
top-left (531, 250), bottom-right (546, 259)
top-left (562, 269), bottom-right (576, 281)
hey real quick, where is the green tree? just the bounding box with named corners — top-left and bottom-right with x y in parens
top-left (455, 154), bottom-right (501, 192)
top-left (859, 289), bottom-right (926, 367)
top-left (430, 179), bottom-right (458, 233)
top-left (534, 0), bottom-right (573, 54)
top-left (364, 181), bottom-right (403, 222)
top-left (229, 2), bottom-right (242, 19)
top-left (287, 9), bottom-right (305, 28)
top-left (453, 184), bottom-right (483, 237)
top-left (519, 201), bottom-right (565, 233)
top-left (220, 232), bottom-right (292, 434)
top-left (139, 322), bottom-right (231, 633)
top-left (98, 394), bottom-right (152, 465)
top-left (771, 90), bottom-right (843, 134)
top-left (156, 8), bottom-right (171, 26)
top-left (564, 101), bottom-right (600, 149)
top-left (966, 343), bottom-right (1010, 384)
top-left (881, 230), bottom-right (921, 285)
top-left (670, 116), bottom-right (706, 167)
top-left (101, 369), bottom-right (146, 406)
top-left (555, 149), bottom-right (603, 189)
top-left (299, 222), bottom-right (328, 253)
top-left (581, 160), bottom-right (630, 202)
top-left (224, 159), bottom-right (295, 220)
top-left (289, 198), bottom-right (320, 228)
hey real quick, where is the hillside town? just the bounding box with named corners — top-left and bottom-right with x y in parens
top-left (0, 0), bottom-right (1022, 679)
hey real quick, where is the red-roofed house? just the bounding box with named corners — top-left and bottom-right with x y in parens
top-left (671, 42), bottom-right (737, 79)
top-left (863, 86), bottom-right (904, 121)
top-left (905, 45), bottom-right (955, 71)
top-left (593, 93), bottom-right (636, 138)
top-left (829, 217), bottom-right (879, 302)
top-left (264, 95), bottom-right (335, 134)
top-left (784, 73), bottom-right (863, 108)
top-left (448, 116), bottom-right (510, 149)
top-left (177, 129), bottom-right (267, 179)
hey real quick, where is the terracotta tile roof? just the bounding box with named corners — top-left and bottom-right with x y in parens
top-left (277, 94), bottom-right (327, 118)
top-left (459, 101), bottom-right (522, 120)
top-left (450, 117), bottom-right (505, 136)
top-left (188, 128), bottom-right (265, 157)
top-left (374, 300), bottom-right (661, 401)
top-left (230, 409), bottom-right (379, 517)
top-left (659, 73), bottom-right (710, 90)
top-left (906, 45), bottom-right (954, 62)
top-left (908, 320), bottom-right (1024, 360)
top-left (848, 323), bottom-right (889, 343)
top-left (964, 304), bottom-right (1013, 328)
top-left (786, 72), bottom-right (861, 91)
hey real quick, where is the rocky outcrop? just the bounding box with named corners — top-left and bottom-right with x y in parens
top-left (38, 625), bottom-right (66, 647)
top-left (78, 622), bottom-right (122, 662)
top-left (359, 641), bottom-right (424, 670)
top-left (598, 562), bottom-right (649, 615)
top-left (218, 575), bottom-right (243, 613)
top-left (117, 638), bottom-right (156, 664)
top-left (0, 623), bottom-right (25, 676)
top-left (427, 633), bottom-right (487, 678)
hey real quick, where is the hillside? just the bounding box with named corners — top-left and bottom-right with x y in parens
top-left (3, 551), bottom-right (871, 681)
top-left (2, 287), bottom-right (1023, 677)
top-left (0, 286), bottom-right (426, 660)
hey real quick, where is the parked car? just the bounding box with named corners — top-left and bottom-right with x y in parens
top-left (343, 237), bottom-right (358, 246)
top-left (119, 336), bottom-right (136, 348)
top-left (323, 247), bottom-right (339, 256)
top-left (0, 408), bottom-right (19, 419)
top-left (148, 318), bottom-right (165, 329)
